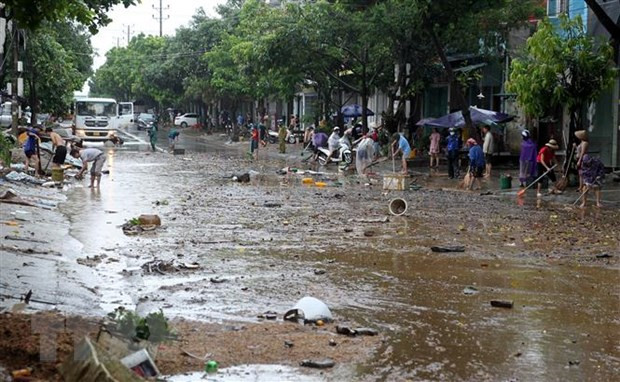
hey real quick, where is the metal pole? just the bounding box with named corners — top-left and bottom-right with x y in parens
top-left (159, 0), bottom-right (163, 37)
top-left (127, 25), bottom-right (130, 44)
top-left (11, 25), bottom-right (18, 136)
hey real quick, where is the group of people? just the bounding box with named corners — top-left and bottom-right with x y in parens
top-left (147, 118), bottom-right (180, 152)
top-left (518, 129), bottom-right (605, 207)
top-left (22, 125), bottom-right (106, 188)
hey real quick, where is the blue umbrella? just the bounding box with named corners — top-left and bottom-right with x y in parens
top-left (425, 107), bottom-right (513, 129)
top-left (341, 104), bottom-right (375, 118)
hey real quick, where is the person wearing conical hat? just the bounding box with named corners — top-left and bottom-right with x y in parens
top-left (574, 130), bottom-right (589, 192)
top-left (536, 139), bottom-right (559, 197)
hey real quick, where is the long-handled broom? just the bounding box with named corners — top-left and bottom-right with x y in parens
top-left (517, 164), bottom-right (557, 197)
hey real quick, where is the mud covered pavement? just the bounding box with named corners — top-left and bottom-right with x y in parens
top-left (1, 134), bottom-right (619, 381)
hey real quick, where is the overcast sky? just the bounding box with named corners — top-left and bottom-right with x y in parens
top-left (90, 0), bottom-right (226, 70)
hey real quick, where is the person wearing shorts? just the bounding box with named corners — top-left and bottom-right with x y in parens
top-left (467, 138), bottom-right (485, 190)
top-left (391, 133), bottom-right (411, 174)
top-left (23, 127), bottom-right (41, 174)
top-left (46, 127), bottom-right (67, 168)
top-left (71, 147), bottom-right (106, 188)
top-left (536, 139), bottom-right (559, 197)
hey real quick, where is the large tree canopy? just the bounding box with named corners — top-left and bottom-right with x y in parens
top-left (507, 15), bottom-right (615, 132)
top-left (2, 0), bottom-right (137, 33)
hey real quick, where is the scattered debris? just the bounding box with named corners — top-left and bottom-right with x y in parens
top-left (490, 300), bottom-right (514, 309)
top-left (120, 349), bottom-right (160, 378)
top-left (350, 217), bottom-right (389, 224)
top-left (77, 254), bottom-right (107, 267)
top-left (0, 189), bottom-right (35, 207)
top-left (336, 326), bottom-right (378, 337)
top-left (363, 230), bottom-right (375, 237)
top-left (314, 269), bottom-right (326, 275)
top-left (284, 341), bottom-right (294, 348)
top-left (431, 245), bottom-right (465, 253)
top-left (300, 358), bottom-right (335, 369)
top-left (180, 349), bottom-right (211, 361)
top-left (336, 326), bottom-right (357, 336)
top-left (141, 260), bottom-right (200, 275)
top-left (257, 311), bottom-right (277, 320)
top-left (210, 277), bottom-right (228, 284)
top-left (59, 337), bottom-right (144, 382)
top-left (4, 235), bottom-right (48, 244)
top-left (232, 173), bottom-right (251, 183)
top-left (595, 253), bottom-right (612, 259)
top-left (4, 171), bottom-right (45, 185)
top-left (138, 214), bottom-right (161, 226)
top-left (263, 202), bottom-right (282, 208)
top-left (568, 360), bottom-right (580, 366)
top-left (463, 286), bottom-right (478, 295)
top-left (284, 296), bottom-right (333, 323)
top-left (329, 339), bottom-right (337, 347)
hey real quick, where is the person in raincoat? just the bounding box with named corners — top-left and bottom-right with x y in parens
top-left (147, 121), bottom-right (158, 152)
top-left (519, 130), bottom-right (537, 187)
top-left (355, 131), bottom-right (375, 177)
top-left (278, 121), bottom-right (287, 154)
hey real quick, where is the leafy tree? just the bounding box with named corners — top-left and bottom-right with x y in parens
top-left (2, 0), bottom-right (137, 33)
top-left (421, 0), bottom-right (541, 131)
top-left (507, 15), bottom-right (615, 137)
top-left (21, 22), bottom-right (93, 121)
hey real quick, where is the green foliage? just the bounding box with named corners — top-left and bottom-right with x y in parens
top-left (507, 15), bottom-right (615, 120)
top-left (2, 0), bottom-right (137, 33)
top-left (107, 307), bottom-right (175, 343)
top-left (21, 22), bottom-right (93, 115)
top-left (0, 134), bottom-right (14, 166)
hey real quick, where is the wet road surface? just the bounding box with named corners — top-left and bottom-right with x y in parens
top-left (2, 129), bottom-right (619, 381)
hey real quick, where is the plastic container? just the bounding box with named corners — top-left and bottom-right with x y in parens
top-left (383, 174), bottom-right (410, 191)
top-left (205, 360), bottom-right (218, 373)
top-left (314, 181), bottom-right (327, 187)
top-left (302, 178), bottom-right (314, 184)
top-left (52, 168), bottom-right (64, 183)
top-left (389, 198), bottom-right (408, 216)
top-left (500, 174), bottom-right (512, 190)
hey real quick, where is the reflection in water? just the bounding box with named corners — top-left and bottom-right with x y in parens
top-left (57, 147), bottom-right (620, 381)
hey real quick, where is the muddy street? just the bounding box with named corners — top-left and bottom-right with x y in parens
top-left (1, 132), bottom-right (619, 381)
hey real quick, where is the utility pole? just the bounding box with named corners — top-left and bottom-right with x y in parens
top-left (11, 23), bottom-right (18, 135)
top-left (152, 0), bottom-right (169, 37)
top-left (122, 24), bottom-right (134, 45)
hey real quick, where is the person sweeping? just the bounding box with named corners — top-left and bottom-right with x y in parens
top-left (536, 139), bottom-right (559, 197)
top-left (578, 154), bottom-right (605, 208)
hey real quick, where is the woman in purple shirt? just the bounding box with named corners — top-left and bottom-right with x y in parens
top-left (519, 130), bottom-right (537, 187)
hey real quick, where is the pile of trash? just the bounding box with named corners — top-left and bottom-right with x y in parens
top-left (121, 214), bottom-right (162, 235)
top-left (141, 259), bottom-right (201, 275)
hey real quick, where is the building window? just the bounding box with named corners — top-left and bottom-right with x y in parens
top-left (548, 0), bottom-right (570, 17)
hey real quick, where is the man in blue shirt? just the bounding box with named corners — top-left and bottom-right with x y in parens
top-left (23, 126), bottom-right (41, 175)
top-left (391, 133), bottom-right (411, 174)
top-left (446, 128), bottom-right (461, 179)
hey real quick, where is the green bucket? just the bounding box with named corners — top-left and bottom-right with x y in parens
top-left (500, 174), bottom-right (512, 190)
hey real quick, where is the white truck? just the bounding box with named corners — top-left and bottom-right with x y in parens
top-left (74, 97), bottom-right (134, 140)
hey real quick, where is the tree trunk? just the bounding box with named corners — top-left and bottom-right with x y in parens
top-left (427, 23), bottom-right (474, 132)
